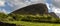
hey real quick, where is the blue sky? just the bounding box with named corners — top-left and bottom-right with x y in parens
top-left (0, 0), bottom-right (45, 14)
top-left (0, 0), bottom-right (12, 13)
top-left (0, 0), bottom-right (50, 14)
top-left (0, 0), bottom-right (60, 17)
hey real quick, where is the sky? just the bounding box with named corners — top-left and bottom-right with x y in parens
top-left (0, 0), bottom-right (60, 17)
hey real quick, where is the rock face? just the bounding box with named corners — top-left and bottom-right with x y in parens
top-left (49, 12), bottom-right (59, 18)
top-left (11, 3), bottom-right (48, 15)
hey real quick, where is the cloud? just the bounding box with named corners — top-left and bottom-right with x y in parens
top-left (47, 3), bottom-right (60, 17)
top-left (6, 0), bottom-right (46, 11)
top-left (46, 3), bottom-right (55, 13)
top-left (47, 5), bottom-right (60, 17)
top-left (52, 0), bottom-right (60, 8)
top-left (0, 0), bottom-right (46, 14)
top-left (56, 13), bottom-right (60, 18)
top-left (0, 9), bottom-right (7, 14)
top-left (2, 9), bottom-right (7, 13)
top-left (52, 6), bottom-right (60, 13)
top-left (0, 0), bottom-right (5, 6)
top-left (0, 0), bottom-right (6, 13)
top-left (46, 3), bottom-right (50, 9)
top-left (49, 0), bottom-right (60, 17)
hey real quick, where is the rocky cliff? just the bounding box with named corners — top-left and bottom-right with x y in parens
top-left (10, 3), bottom-right (48, 15)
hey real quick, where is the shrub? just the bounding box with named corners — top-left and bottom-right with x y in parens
top-left (9, 13), bottom-right (60, 23)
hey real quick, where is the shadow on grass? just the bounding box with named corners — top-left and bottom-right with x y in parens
top-left (21, 20), bottom-right (60, 24)
top-left (0, 22), bottom-right (24, 26)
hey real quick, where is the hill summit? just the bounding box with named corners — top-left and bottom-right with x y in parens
top-left (11, 3), bottom-right (48, 15)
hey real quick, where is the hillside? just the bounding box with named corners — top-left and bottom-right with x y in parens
top-left (0, 3), bottom-right (59, 26)
top-left (49, 12), bottom-right (59, 18)
top-left (0, 12), bottom-right (60, 26)
top-left (9, 3), bottom-right (59, 22)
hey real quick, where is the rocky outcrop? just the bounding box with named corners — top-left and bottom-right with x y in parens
top-left (49, 12), bottom-right (59, 18)
top-left (11, 3), bottom-right (48, 15)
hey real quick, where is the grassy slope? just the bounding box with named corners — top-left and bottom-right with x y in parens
top-left (3, 21), bottom-right (60, 26)
top-left (0, 13), bottom-right (60, 26)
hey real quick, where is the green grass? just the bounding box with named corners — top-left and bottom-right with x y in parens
top-left (0, 13), bottom-right (60, 26)
top-left (2, 21), bottom-right (60, 26)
